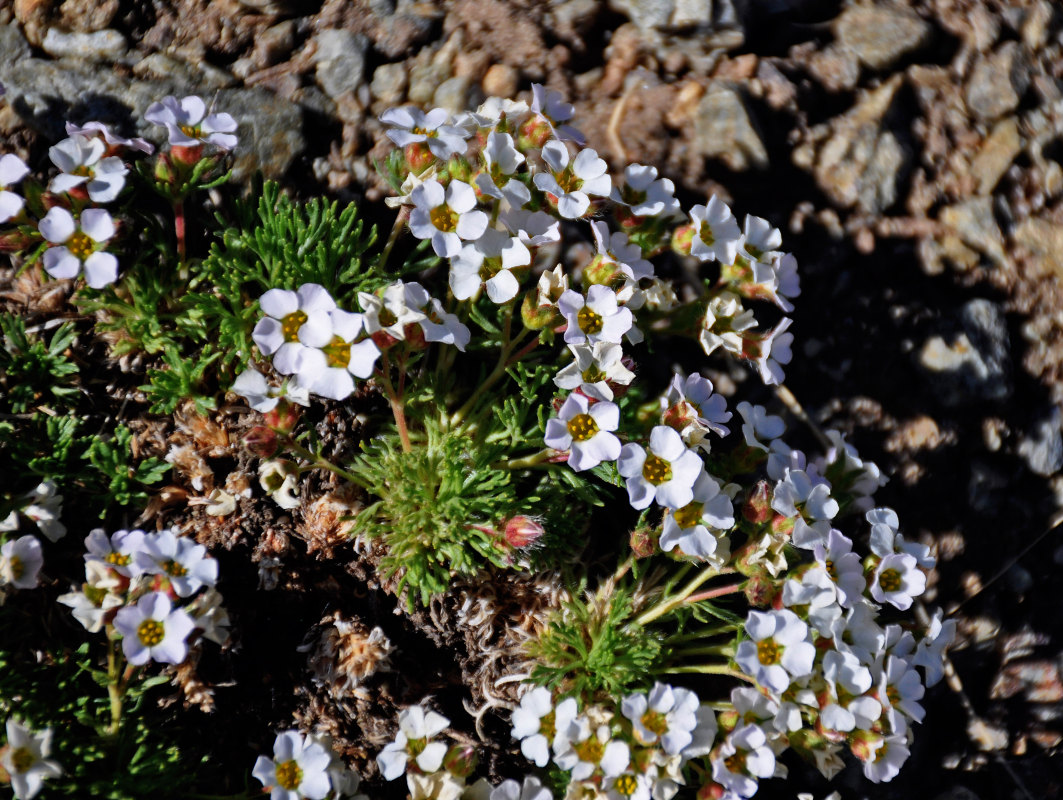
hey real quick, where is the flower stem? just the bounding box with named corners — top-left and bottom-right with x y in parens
top-left (633, 565), bottom-right (722, 627)
top-left (684, 582), bottom-right (745, 605)
top-left (657, 664), bottom-right (753, 682)
top-left (493, 448), bottom-right (556, 470)
top-left (105, 638), bottom-right (125, 737)
top-left (376, 206), bottom-right (409, 274)
top-left (665, 624), bottom-right (738, 644)
top-left (670, 643), bottom-right (735, 658)
top-left (378, 353), bottom-right (412, 453)
top-left (286, 440), bottom-right (370, 489)
top-left (174, 198), bottom-right (188, 281)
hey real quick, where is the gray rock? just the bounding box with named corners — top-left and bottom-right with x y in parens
top-left (1018, 408), bottom-right (1063, 476)
top-left (917, 299), bottom-right (1012, 406)
top-left (41, 28), bottom-right (127, 62)
top-left (407, 58), bottom-right (450, 106)
top-left (939, 197), bottom-right (1007, 264)
top-left (961, 298), bottom-right (1011, 385)
top-left (314, 29), bottom-right (368, 100)
top-left (132, 52), bottom-right (236, 90)
top-left (0, 24), bottom-right (31, 71)
top-left (692, 82), bottom-right (768, 171)
top-left (0, 57), bottom-right (303, 180)
top-left (370, 62), bottom-right (408, 106)
top-left (797, 75), bottom-right (908, 213)
top-left (833, 4), bottom-right (932, 70)
top-left (1014, 216), bottom-right (1063, 275)
top-left (965, 42), bottom-right (1030, 122)
top-left (255, 20), bottom-right (296, 68)
top-left (433, 76), bottom-right (478, 115)
top-left (608, 0), bottom-right (675, 31)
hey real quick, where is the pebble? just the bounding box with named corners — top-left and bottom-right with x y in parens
top-left (965, 41), bottom-right (1030, 122)
top-left (692, 82), bottom-right (768, 171)
top-left (1017, 407), bottom-right (1063, 476)
top-left (482, 63), bottom-right (518, 99)
top-left (0, 23), bottom-right (30, 70)
top-left (970, 117), bottom-right (1022, 195)
top-left (314, 29), bottom-right (369, 99)
top-left (433, 75), bottom-right (477, 114)
top-left (41, 28), bottom-right (127, 62)
top-left (255, 20), bottom-right (296, 68)
top-left (991, 660), bottom-right (1063, 703)
top-left (833, 4), bottom-right (932, 70)
top-left (967, 717), bottom-right (1008, 751)
top-left (1013, 216), bottom-right (1063, 276)
top-left (371, 62), bottom-right (408, 107)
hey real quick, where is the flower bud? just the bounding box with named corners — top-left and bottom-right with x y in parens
top-left (404, 142), bottom-right (435, 173)
top-left (521, 291), bottom-right (559, 330)
top-left (154, 153), bottom-right (176, 184)
top-left (743, 571), bottom-right (777, 608)
top-left (517, 116), bottom-right (553, 150)
top-left (671, 223), bottom-right (695, 256)
top-left (716, 708), bottom-right (738, 734)
top-left (629, 525), bottom-right (659, 559)
top-left (742, 481), bottom-right (773, 524)
top-left (696, 781), bottom-right (726, 800)
top-left (263, 399), bottom-right (300, 434)
top-left (770, 514), bottom-right (794, 538)
top-left (504, 516), bottom-right (544, 548)
top-left (245, 426), bottom-right (279, 458)
top-left (849, 729), bottom-right (883, 762)
top-left (171, 143), bottom-right (205, 166)
top-left (443, 744), bottom-right (478, 778)
top-left (582, 254), bottom-right (619, 287)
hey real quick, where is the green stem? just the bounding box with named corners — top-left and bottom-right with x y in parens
top-left (174, 198), bottom-right (188, 282)
top-left (378, 353), bottom-right (412, 453)
top-left (670, 643), bottom-right (735, 658)
top-left (665, 624), bottom-right (738, 644)
top-left (287, 440), bottom-right (370, 489)
top-left (657, 664), bottom-right (753, 682)
top-left (493, 448), bottom-right (556, 470)
top-left (634, 565), bottom-right (721, 627)
top-left (105, 639), bottom-right (124, 737)
top-left (375, 206), bottom-right (409, 274)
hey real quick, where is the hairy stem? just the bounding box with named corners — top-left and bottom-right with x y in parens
top-left (378, 353), bottom-right (412, 453)
top-left (658, 664), bottom-right (753, 683)
top-left (634, 565), bottom-right (723, 627)
top-left (105, 639), bottom-right (124, 737)
top-left (174, 198), bottom-right (188, 281)
top-left (683, 582), bottom-right (745, 605)
top-left (376, 206), bottom-right (410, 274)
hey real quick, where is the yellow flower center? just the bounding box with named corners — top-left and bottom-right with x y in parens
top-left (698, 224), bottom-right (716, 247)
top-left (137, 618), bottom-right (165, 647)
top-left (577, 306), bottom-right (604, 335)
top-left (164, 559), bottom-right (188, 578)
top-left (566, 413), bottom-right (599, 442)
top-left (757, 638), bottom-right (781, 665)
top-left (179, 124), bottom-right (200, 139)
top-left (539, 710), bottom-right (557, 740)
top-left (377, 307), bottom-right (398, 328)
top-left (105, 551), bottom-right (130, 567)
top-left (573, 736), bottom-right (604, 764)
top-left (824, 559), bottom-right (837, 579)
top-left (641, 710), bottom-right (669, 736)
top-left (582, 364), bottom-right (606, 382)
top-left (724, 751), bottom-right (747, 775)
top-left (642, 454), bottom-right (672, 485)
top-left (8, 555), bottom-right (24, 580)
top-left (67, 231), bottom-right (94, 260)
top-left (672, 501), bottom-right (704, 530)
top-left (878, 568), bottom-right (902, 593)
top-left (274, 759), bottom-right (303, 791)
top-left (323, 336), bottom-right (352, 368)
top-left (280, 310), bottom-right (307, 343)
top-left (613, 774), bottom-right (639, 797)
top-left (429, 204), bottom-right (460, 233)
top-left (10, 746), bottom-right (34, 773)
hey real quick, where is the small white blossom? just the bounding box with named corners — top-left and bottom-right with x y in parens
top-left (113, 591), bottom-right (196, 666)
top-left (772, 468), bottom-right (838, 550)
top-left (475, 131), bottom-right (531, 209)
top-left (735, 609), bottom-right (816, 695)
top-left (501, 208), bottom-right (561, 247)
top-left (358, 281), bottom-right (429, 342)
top-left (859, 733), bottom-right (910, 784)
top-left (419, 297), bottom-right (471, 352)
top-left (380, 106), bottom-right (469, 160)
top-left (48, 134), bottom-right (128, 202)
top-left (449, 227), bottom-right (530, 303)
top-left (735, 402), bottom-right (785, 452)
top-left (620, 683), bottom-right (700, 755)
top-left (699, 291), bottom-right (755, 357)
top-left (749, 317), bottom-right (793, 386)
top-left (661, 373), bottom-right (731, 451)
top-left (530, 84), bottom-right (584, 144)
top-left (711, 724), bottom-right (775, 798)
top-left (589, 221), bottom-right (653, 280)
top-left (294, 309), bottom-right (381, 401)
top-left (544, 393), bottom-right (622, 472)
top-left (84, 528), bottom-right (146, 577)
top-left (610, 164), bottom-right (680, 218)
top-left (231, 369), bottom-right (310, 413)
top-left (617, 426), bottom-right (703, 510)
top-left (490, 775), bottom-right (553, 800)
top-left (512, 691), bottom-right (577, 768)
top-left (554, 716), bottom-right (629, 780)
top-left (259, 460), bottom-right (300, 510)
top-left (1, 719), bottom-right (62, 800)
top-left (39, 207), bottom-right (118, 288)
top-left (57, 560), bottom-right (124, 632)
top-left (738, 215), bottom-right (782, 264)
top-left (0, 535), bottom-right (43, 590)
top-left (376, 705), bottom-right (450, 780)
top-left (659, 471), bottom-right (734, 563)
top-left (870, 552), bottom-right (926, 611)
top-left (913, 610), bottom-right (955, 688)
top-left (252, 730), bottom-right (333, 800)
top-left (533, 141), bottom-right (610, 219)
top-left (688, 196), bottom-right (741, 265)
top-left (145, 95), bottom-right (238, 150)
top-left (135, 528), bottom-right (218, 597)
top-left (557, 285), bottom-right (633, 346)
top-left (65, 120), bottom-right (154, 154)
top-left (408, 179), bottom-right (488, 257)
top-left (253, 284), bottom-right (337, 375)
top-left (0, 153), bottom-right (29, 222)
top-left (553, 342), bottom-right (634, 402)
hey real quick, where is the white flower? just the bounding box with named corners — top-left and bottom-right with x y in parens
top-left (553, 342), bottom-right (634, 402)
top-left (475, 131), bottom-right (531, 209)
top-left (294, 309), bottom-right (381, 401)
top-left (659, 471), bottom-right (734, 563)
top-left (557, 285), bottom-right (633, 346)
top-left (544, 394), bottom-right (621, 472)
top-left (769, 252), bottom-right (799, 311)
top-left (113, 591), bottom-right (196, 665)
top-left (738, 215), bottom-right (782, 264)
top-left (511, 691), bottom-right (577, 768)
top-left (145, 95), bottom-right (238, 150)
top-left (604, 772), bottom-right (650, 800)
top-left (875, 655), bottom-right (925, 731)
top-left (867, 507), bottom-right (934, 568)
top-left (419, 298), bottom-right (471, 352)
top-left (530, 84), bottom-right (584, 143)
top-left (554, 716), bottom-right (629, 780)
top-left (57, 560), bottom-right (124, 632)
top-left (735, 402), bottom-right (785, 451)
top-left (711, 724), bottom-right (775, 798)
top-left (819, 649), bottom-right (877, 733)
top-left (448, 227), bottom-right (530, 303)
top-left (859, 733), bottom-right (910, 783)
top-left (620, 683), bottom-right (700, 755)
top-left (65, 120), bottom-right (154, 154)
top-left (913, 610), bottom-right (955, 688)
top-left (589, 221), bottom-right (653, 280)
top-left (661, 373), bottom-right (731, 451)
top-left (0, 153), bottom-right (29, 223)
top-left (782, 567), bottom-right (842, 634)
top-left (1, 719), bottom-right (62, 800)
top-left (3, 481), bottom-right (66, 542)
top-left (750, 317), bottom-right (793, 386)
top-left (48, 134), bottom-right (128, 202)
top-left (252, 730), bottom-right (333, 800)
top-left (231, 368), bottom-right (310, 413)
top-left (699, 291), bottom-right (755, 356)
top-left (772, 468), bottom-right (838, 549)
top-left (259, 460), bottom-right (300, 509)
top-left (822, 431), bottom-right (888, 507)
top-left (0, 535), bottom-right (43, 590)
top-left (84, 528), bottom-right (146, 577)
top-left (501, 208), bottom-right (561, 247)
top-left (358, 281), bottom-right (428, 341)
top-left (408, 179), bottom-right (488, 257)
top-left (490, 775), bottom-right (553, 800)
top-left (135, 528), bottom-right (218, 597)
top-left (812, 529), bottom-right (866, 608)
top-left (253, 284), bottom-right (337, 375)
top-left (617, 426), bottom-right (703, 510)
top-left (688, 196), bottom-right (741, 265)
top-left (734, 609), bottom-right (816, 695)
top-left (533, 141), bottom-right (610, 219)
top-left (610, 164), bottom-right (680, 218)
top-left (185, 587), bottom-right (231, 645)
top-left (380, 106), bottom-right (469, 160)
top-left (870, 552), bottom-right (925, 611)
top-left (376, 705), bottom-right (449, 780)
top-left (39, 206), bottom-right (118, 288)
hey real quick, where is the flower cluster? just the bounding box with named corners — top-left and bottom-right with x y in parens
top-left (253, 730), bottom-right (365, 800)
top-left (57, 527), bottom-right (229, 666)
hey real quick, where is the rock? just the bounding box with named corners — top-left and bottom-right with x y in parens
top-left (798, 75), bottom-right (908, 213)
top-left (967, 717), bottom-right (1008, 751)
top-left (255, 20), bottom-right (296, 68)
top-left (41, 27), bottom-right (126, 61)
top-left (970, 117), bottom-right (1022, 194)
top-left (991, 660), bottom-right (1063, 703)
top-left (314, 29), bottom-right (368, 100)
top-left (132, 52), bottom-right (236, 90)
top-left (833, 3), bottom-right (932, 70)
top-left (0, 57), bottom-right (303, 180)
top-left (965, 42), bottom-right (1030, 122)
top-left (482, 63), bottom-right (518, 99)
top-left (58, 0), bottom-right (119, 32)
top-left (0, 23), bottom-right (31, 70)
top-left (917, 299), bottom-right (1012, 406)
top-left (433, 76), bottom-right (478, 115)
top-left (939, 197), bottom-right (1007, 265)
top-left (608, 0), bottom-right (675, 31)
top-left (1021, 0), bottom-right (1053, 50)
top-left (961, 298), bottom-right (1011, 387)
top-left (692, 82), bottom-right (767, 170)
top-left (370, 62), bottom-right (407, 106)
top-left (407, 57), bottom-right (450, 106)
top-left (807, 44), bottom-right (860, 92)
top-left (1018, 408), bottom-right (1063, 476)
top-left (1013, 216), bottom-right (1063, 276)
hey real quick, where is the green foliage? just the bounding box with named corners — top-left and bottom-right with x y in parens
top-left (85, 424), bottom-right (170, 515)
top-left (0, 315), bottom-right (79, 413)
top-left (528, 581), bottom-right (662, 700)
top-left (140, 347), bottom-right (221, 415)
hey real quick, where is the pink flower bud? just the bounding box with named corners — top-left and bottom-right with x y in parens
top-left (245, 426), bottom-right (278, 458)
top-left (504, 516), bottom-right (544, 548)
top-left (742, 481), bottom-right (773, 524)
top-left (443, 744), bottom-right (478, 778)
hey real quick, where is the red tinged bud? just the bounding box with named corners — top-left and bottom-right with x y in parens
top-left (503, 516), bottom-right (544, 548)
top-left (245, 426), bottom-right (278, 458)
top-left (629, 525), bottom-right (659, 559)
top-left (742, 481), bottom-right (773, 524)
top-left (442, 744), bottom-right (478, 778)
top-left (743, 571), bottom-right (777, 608)
top-left (404, 142), bottom-right (435, 173)
top-left (263, 399), bottom-right (300, 434)
top-left (170, 143), bottom-right (205, 166)
top-left (696, 782), bottom-right (726, 800)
